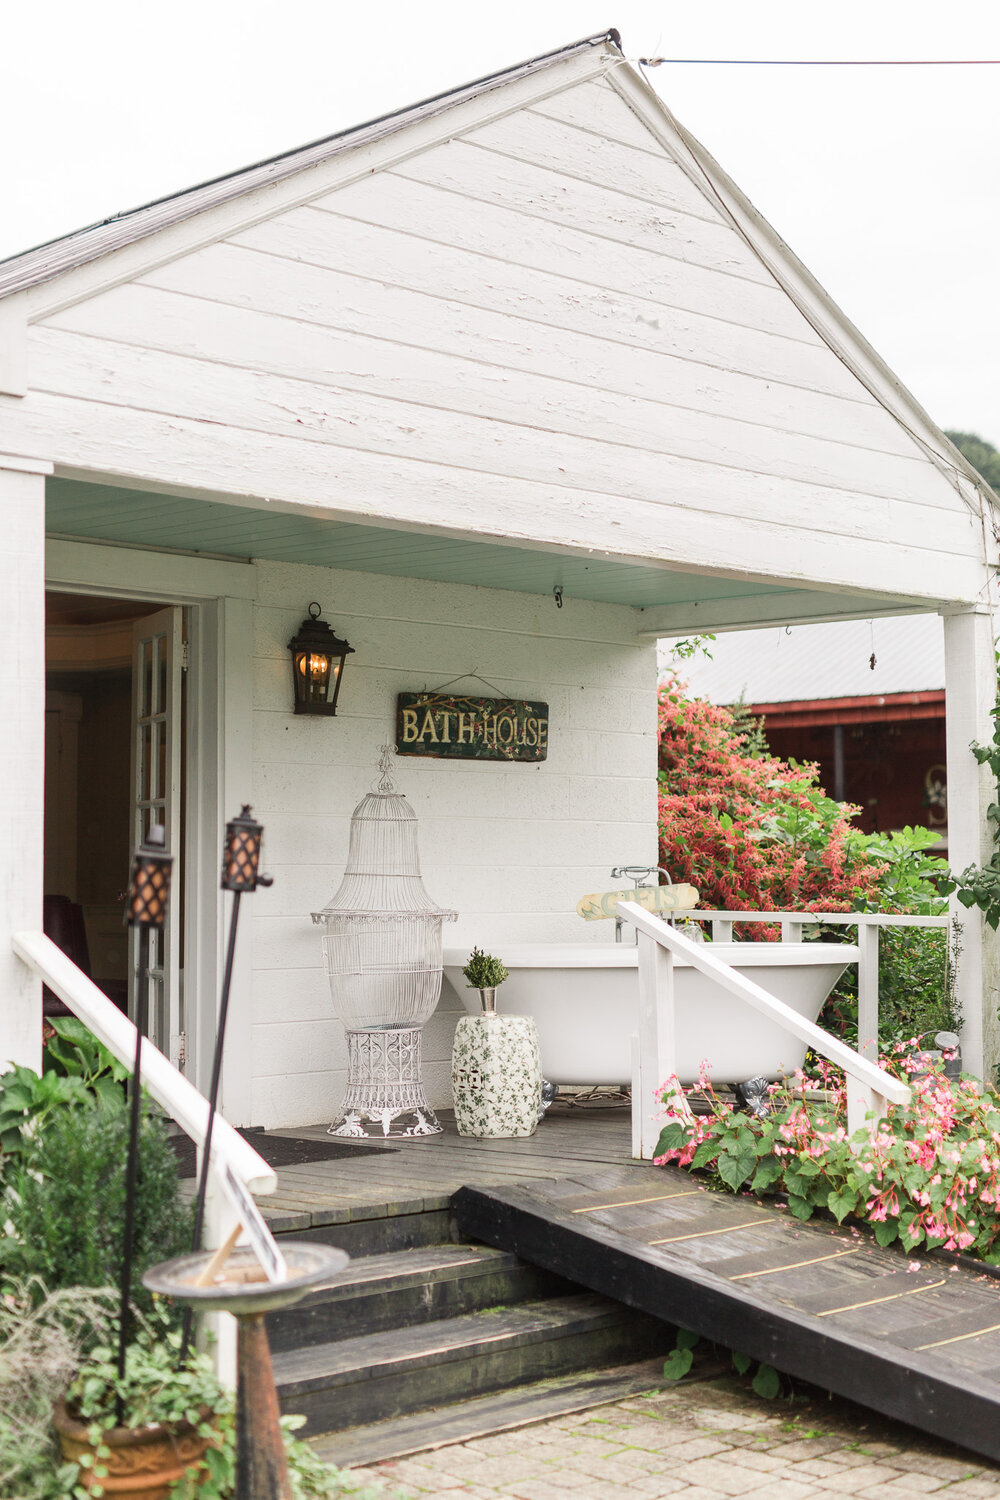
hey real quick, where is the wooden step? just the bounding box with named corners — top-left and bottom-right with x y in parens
top-left (311, 1357), bottom-right (675, 1467)
top-left (270, 1202), bottom-right (454, 1257)
top-left (266, 1243), bottom-right (573, 1352)
top-left (275, 1292), bottom-right (673, 1436)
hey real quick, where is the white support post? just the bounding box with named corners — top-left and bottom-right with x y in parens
top-left (713, 920), bottom-right (733, 943)
top-left (200, 1162), bottom-right (240, 1386)
top-left (630, 1035), bottom-right (643, 1160)
top-left (781, 920), bottom-right (804, 943)
top-left (942, 606), bottom-right (1000, 1080)
top-left (0, 456), bottom-right (51, 1074)
top-left (846, 1081), bottom-right (888, 1140)
top-left (857, 922), bottom-right (880, 1062)
top-left (636, 929), bottom-right (675, 1159)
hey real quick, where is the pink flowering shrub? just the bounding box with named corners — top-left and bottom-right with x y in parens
top-left (654, 1054), bottom-right (1000, 1259)
top-left (657, 673), bottom-right (885, 925)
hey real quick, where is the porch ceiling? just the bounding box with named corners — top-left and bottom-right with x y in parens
top-left (45, 478), bottom-right (922, 624)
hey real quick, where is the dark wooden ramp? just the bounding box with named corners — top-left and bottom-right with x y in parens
top-left (454, 1164), bottom-right (1000, 1463)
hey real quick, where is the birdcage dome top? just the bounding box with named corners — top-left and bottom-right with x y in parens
top-left (311, 748), bottom-right (456, 923)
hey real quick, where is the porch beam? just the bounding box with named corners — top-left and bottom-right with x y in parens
top-left (941, 605), bottom-right (1000, 1079)
top-left (636, 592), bottom-right (932, 639)
top-left (0, 455), bottom-right (52, 1072)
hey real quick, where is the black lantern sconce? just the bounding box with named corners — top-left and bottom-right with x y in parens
top-left (288, 603), bottom-right (354, 716)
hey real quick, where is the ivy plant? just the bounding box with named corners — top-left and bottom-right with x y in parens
top-left (953, 704), bottom-right (1000, 929)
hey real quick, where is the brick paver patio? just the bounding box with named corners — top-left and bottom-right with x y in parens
top-left (348, 1370), bottom-right (1000, 1499)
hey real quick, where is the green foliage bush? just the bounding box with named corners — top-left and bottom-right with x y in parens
top-left (0, 1086), bottom-right (192, 1314)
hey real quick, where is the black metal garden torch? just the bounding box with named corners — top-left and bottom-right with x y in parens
top-left (118, 824), bottom-right (173, 1415)
top-left (181, 805), bottom-right (272, 1361)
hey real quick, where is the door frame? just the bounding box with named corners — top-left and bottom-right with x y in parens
top-left (46, 539), bottom-right (257, 1122)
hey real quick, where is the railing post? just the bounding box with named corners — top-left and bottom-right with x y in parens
top-left (857, 921), bottom-right (880, 1062)
top-left (781, 919), bottom-right (803, 943)
top-left (636, 929), bottom-right (675, 1160)
top-left (713, 920), bottom-right (733, 943)
top-left (846, 1077), bottom-right (888, 1142)
top-left (200, 1159), bottom-right (240, 1386)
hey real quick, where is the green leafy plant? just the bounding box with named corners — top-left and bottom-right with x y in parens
top-left (462, 947), bottom-right (509, 989)
top-left (0, 1090), bottom-right (193, 1311)
top-left (0, 1064), bottom-right (93, 1166)
top-left (43, 1015), bottom-right (130, 1104)
top-left (655, 1052), bottom-right (1000, 1259)
top-left (68, 1311), bottom-right (228, 1433)
top-left (662, 1326), bottom-right (780, 1398)
top-left (0, 1281), bottom-right (116, 1500)
top-left (0, 1019), bottom-right (130, 1170)
top-left (952, 704), bottom-right (1000, 929)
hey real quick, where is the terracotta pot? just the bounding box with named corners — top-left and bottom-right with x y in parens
top-left (54, 1399), bottom-right (213, 1498)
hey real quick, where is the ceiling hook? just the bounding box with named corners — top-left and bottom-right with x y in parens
top-left (553, 585), bottom-right (564, 609)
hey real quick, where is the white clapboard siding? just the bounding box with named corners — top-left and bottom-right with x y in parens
top-left (374, 155), bottom-right (800, 338)
top-left (140, 239), bottom-right (868, 405)
top-left (44, 289), bottom-right (944, 495)
top-left (46, 277), bottom-right (919, 470)
top-left (529, 79), bottom-right (675, 156)
top-left (462, 109), bottom-right (774, 282)
top-left (28, 326), bottom-right (978, 545)
top-left (235, 203), bottom-right (804, 351)
top-left (57, 272), bottom-right (893, 457)
top-left (528, 79), bottom-right (674, 154)
top-left (15, 389), bottom-right (985, 602)
top-left (317, 166), bottom-right (795, 335)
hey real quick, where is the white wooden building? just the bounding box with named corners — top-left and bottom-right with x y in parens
top-left (2, 30), bottom-right (997, 1123)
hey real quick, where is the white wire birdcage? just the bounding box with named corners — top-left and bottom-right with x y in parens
top-left (311, 747), bottom-right (456, 1137)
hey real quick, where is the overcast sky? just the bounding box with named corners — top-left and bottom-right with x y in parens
top-left (3, 0), bottom-right (998, 441)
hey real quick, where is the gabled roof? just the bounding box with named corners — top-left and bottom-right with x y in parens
top-left (0, 29), bottom-right (620, 300)
top-left (2, 26), bottom-right (994, 531)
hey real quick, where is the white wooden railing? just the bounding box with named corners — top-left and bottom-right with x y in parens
top-left (13, 931), bottom-right (276, 1379)
top-left (617, 902), bottom-right (914, 1160)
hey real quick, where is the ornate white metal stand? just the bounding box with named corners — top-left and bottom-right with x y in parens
top-left (312, 748), bottom-right (456, 1139)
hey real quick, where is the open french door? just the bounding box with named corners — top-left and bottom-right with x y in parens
top-left (130, 607), bottom-right (184, 1066)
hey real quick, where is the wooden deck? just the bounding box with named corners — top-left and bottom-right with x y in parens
top-left (454, 1161), bottom-right (1000, 1465)
top-left (261, 1106), bottom-right (637, 1234)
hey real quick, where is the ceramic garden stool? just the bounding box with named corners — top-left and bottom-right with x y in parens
top-left (451, 1013), bottom-right (542, 1138)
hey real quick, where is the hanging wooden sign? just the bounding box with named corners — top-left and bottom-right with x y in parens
top-left (396, 693), bottom-right (549, 762)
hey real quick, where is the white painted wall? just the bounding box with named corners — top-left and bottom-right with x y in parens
top-left (246, 560), bottom-right (657, 1129)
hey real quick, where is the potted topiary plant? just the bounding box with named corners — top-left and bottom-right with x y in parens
top-left (462, 947), bottom-right (509, 1014)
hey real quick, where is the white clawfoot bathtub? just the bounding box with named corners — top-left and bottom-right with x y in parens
top-left (443, 942), bottom-right (859, 1086)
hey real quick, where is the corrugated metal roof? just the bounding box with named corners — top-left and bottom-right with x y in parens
top-left (0, 31), bottom-right (620, 301)
top-left (661, 615), bottom-right (945, 704)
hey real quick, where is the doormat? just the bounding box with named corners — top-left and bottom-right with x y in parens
top-left (168, 1130), bottom-right (399, 1179)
